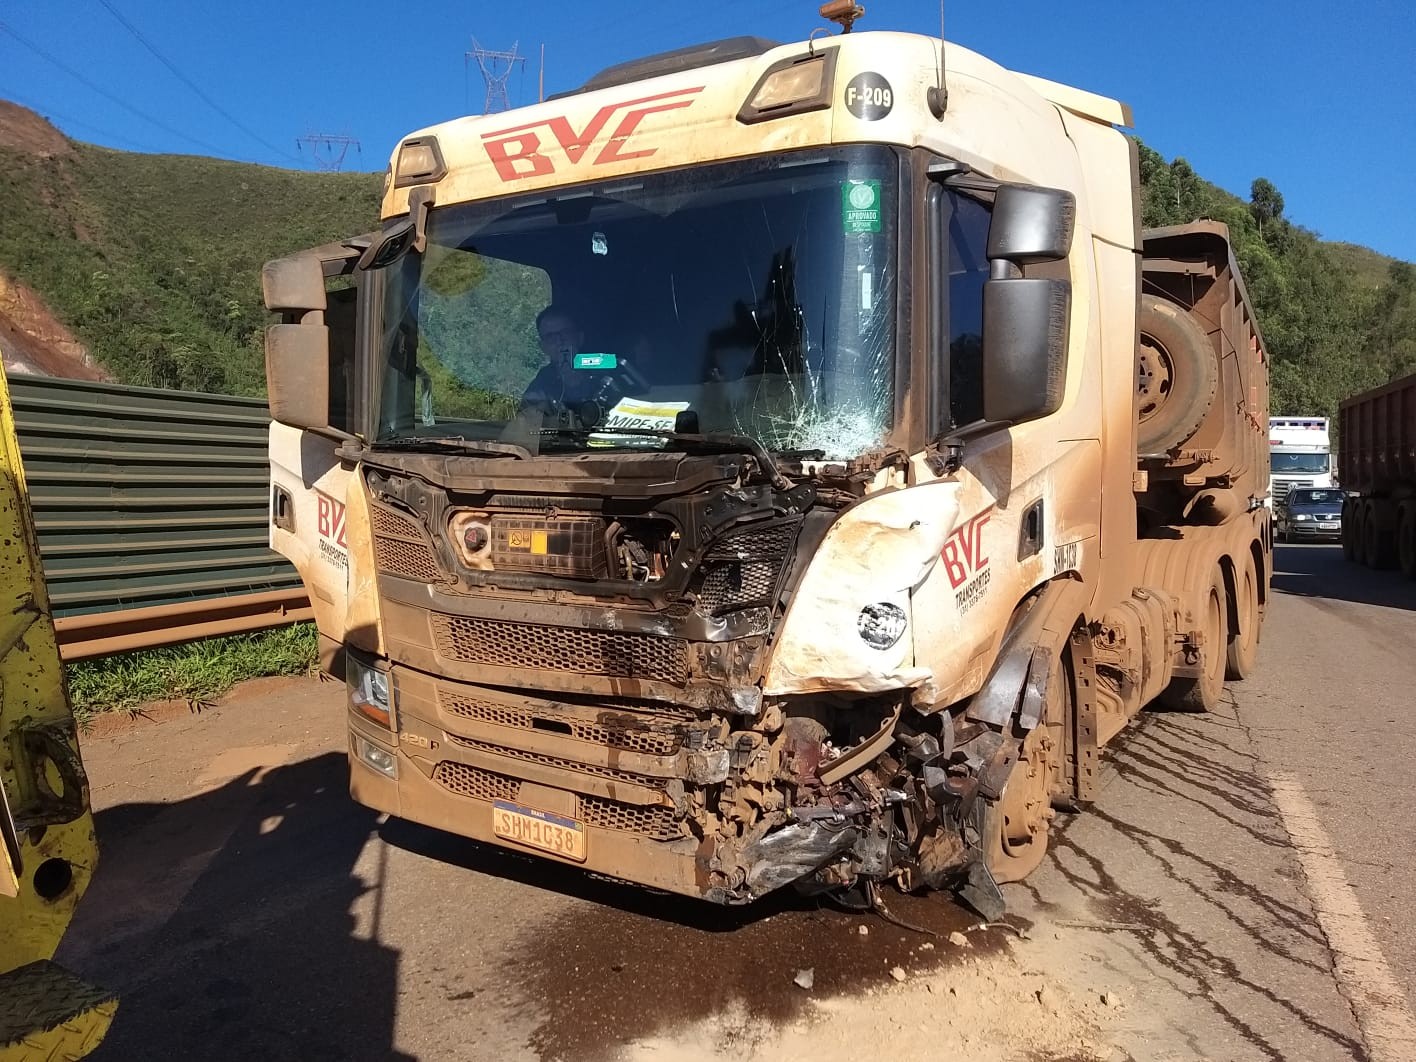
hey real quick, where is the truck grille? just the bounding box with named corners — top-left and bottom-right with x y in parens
top-left (695, 521), bottom-right (798, 615)
top-left (430, 762), bottom-right (680, 840)
top-left (430, 613), bottom-right (688, 684)
top-left (445, 735), bottom-right (665, 787)
top-left (371, 504), bottom-right (442, 580)
top-left (440, 690), bottom-right (687, 755)
top-left (1272, 479), bottom-right (1314, 504)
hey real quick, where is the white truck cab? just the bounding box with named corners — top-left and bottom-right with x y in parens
top-left (1269, 416), bottom-right (1333, 512)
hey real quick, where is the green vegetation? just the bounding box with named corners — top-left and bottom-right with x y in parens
top-left (0, 139), bottom-right (379, 395)
top-left (67, 622), bottom-right (320, 720)
top-left (1137, 141), bottom-right (1416, 415)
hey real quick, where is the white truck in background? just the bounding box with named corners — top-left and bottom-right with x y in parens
top-left (1269, 416), bottom-right (1334, 511)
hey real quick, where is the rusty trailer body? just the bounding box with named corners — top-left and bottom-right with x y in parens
top-left (1339, 372), bottom-right (1416, 575)
top-left (263, 26), bottom-right (1271, 911)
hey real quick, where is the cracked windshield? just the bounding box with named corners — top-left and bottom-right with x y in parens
top-left (376, 147), bottom-right (898, 459)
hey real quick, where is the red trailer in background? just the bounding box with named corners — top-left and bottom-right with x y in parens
top-left (1339, 373), bottom-right (1416, 574)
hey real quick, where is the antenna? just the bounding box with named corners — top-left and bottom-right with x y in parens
top-left (466, 37), bottom-right (526, 114)
top-left (295, 133), bottom-right (362, 172)
top-left (927, 0), bottom-right (948, 118)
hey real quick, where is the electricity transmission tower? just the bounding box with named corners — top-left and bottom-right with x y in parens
top-left (295, 133), bottom-right (361, 172)
top-left (467, 38), bottom-right (525, 113)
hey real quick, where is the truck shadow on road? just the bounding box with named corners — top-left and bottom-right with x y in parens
top-left (1017, 708), bottom-right (1366, 1061)
top-left (1272, 542), bottom-right (1416, 612)
top-left (381, 816), bottom-right (996, 1061)
top-left (58, 751), bottom-right (413, 1062)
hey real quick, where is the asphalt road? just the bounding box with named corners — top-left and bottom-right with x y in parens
top-left (55, 543), bottom-right (1416, 1061)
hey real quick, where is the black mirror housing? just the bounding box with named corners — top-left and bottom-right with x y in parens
top-left (265, 324), bottom-right (332, 431)
top-left (982, 278), bottom-right (1070, 424)
top-left (988, 185), bottom-right (1076, 263)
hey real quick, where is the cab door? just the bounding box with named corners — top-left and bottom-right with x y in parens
top-left (263, 238), bottom-right (369, 676)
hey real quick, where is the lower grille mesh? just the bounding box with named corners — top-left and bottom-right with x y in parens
top-left (430, 762), bottom-right (680, 839)
top-left (440, 691), bottom-right (685, 755)
top-left (431, 613), bottom-right (688, 684)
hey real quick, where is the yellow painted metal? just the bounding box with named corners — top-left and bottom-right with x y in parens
top-left (0, 362), bottom-right (113, 1056)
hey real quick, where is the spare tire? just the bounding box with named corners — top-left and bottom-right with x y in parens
top-left (1136, 294), bottom-right (1219, 455)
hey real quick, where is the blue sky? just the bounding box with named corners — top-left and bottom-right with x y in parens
top-left (3, 0), bottom-right (1413, 262)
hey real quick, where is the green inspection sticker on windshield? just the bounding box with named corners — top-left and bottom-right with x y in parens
top-left (572, 352), bottom-right (618, 370)
top-left (842, 179), bottom-right (882, 234)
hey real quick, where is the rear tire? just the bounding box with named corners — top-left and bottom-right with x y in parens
top-left (1159, 563), bottom-right (1228, 712)
top-left (1399, 506), bottom-right (1416, 580)
top-left (1363, 501), bottom-right (1395, 569)
top-left (1226, 553), bottom-right (1260, 681)
top-left (1342, 500), bottom-right (1359, 562)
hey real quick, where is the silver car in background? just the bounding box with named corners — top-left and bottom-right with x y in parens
top-left (1276, 487), bottom-right (1345, 543)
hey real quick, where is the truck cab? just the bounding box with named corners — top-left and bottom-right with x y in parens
top-left (264, 26), bottom-right (1269, 911)
top-left (1268, 416), bottom-right (1334, 513)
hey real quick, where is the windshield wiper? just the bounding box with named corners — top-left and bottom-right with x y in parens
top-left (367, 437), bottom-right (528, 459)
top-left (538, 428), bottom-right (791, 489)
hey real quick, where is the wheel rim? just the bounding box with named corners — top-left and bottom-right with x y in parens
top-left (1136, 339), bottom-right (1174, 424)
top-left (988, 656), bottom-right (1067, 883)
top-left (1203, 580), bottom-right (1225, 692)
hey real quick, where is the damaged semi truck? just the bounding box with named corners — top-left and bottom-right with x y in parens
top-left (262, 22), bottom-right (1270, 913)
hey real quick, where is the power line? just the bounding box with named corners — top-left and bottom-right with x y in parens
top-left (93, 0), bottom-right (301, 163)
top-left (0, 19), bottom-right (237, 158)
top-left (295, 133), bottom-right (361, 172)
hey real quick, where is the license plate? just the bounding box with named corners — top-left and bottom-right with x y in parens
top-left (1319, 522), bottom-right (1340, 530)
top-left (492, 800), bottom-right (586, 862)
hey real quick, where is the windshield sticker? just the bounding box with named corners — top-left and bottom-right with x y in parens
top-left (589, 398), bottom-right (690, 448)
top-left (573, 352), bottom-right (618, 370)
top-left (592, 231), bottom-right (608, 256)
top-left (843, 180), bottom-right (882, 234)
top-left (844, 72), bottom-right (894, 121)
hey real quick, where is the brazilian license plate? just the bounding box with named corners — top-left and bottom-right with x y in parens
top-left (1319, 521), bottom-right (1340, 530)
top-left (492, 800), bottom-right (586, 862)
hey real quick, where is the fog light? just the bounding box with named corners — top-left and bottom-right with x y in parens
top-left (858, 602), bottom-right (907, 650)
top-left (356, 736), bottom-right (397, 778)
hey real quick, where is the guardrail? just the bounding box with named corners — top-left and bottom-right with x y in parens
top-left (6, 375), bottom-right (309, 659)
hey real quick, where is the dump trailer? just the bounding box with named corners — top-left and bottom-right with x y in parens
top-left (0, 363), bottom-right (115, 1058)
top-left (1339, 372), bottom-right (1416, 575)
top-left (262, 18), bottom-right (1270, 912)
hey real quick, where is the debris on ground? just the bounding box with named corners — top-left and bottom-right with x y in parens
top-left (948, 931), bottom-right (971, 948)
top-left (793, 969), bottom-right (815, 991)
top-left (889, 966), bottom-right (907, 983)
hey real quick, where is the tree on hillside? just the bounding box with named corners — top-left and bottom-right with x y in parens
top-left (1249, 178), bottom-right (1285, 240)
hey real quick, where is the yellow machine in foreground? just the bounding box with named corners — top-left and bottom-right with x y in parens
top-left (0, 364), bottom-right (114, 1058)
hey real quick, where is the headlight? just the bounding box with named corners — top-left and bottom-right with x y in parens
top-left (858, 602), bottom-right (908, 651)
top-left (348, 653), bottom-right (394, 728)
top-left (1294, 513), bottom-right (1312, 522)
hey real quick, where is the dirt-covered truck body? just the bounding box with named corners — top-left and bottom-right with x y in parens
top-left (263, 26), bottom-right (1270, 910)
top-left (1339, 373), bottom-right (1416, 575)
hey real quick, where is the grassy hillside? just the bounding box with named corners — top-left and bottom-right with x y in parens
top-left (0, 123), bottom-right (380, 395)
top-left (1, 105), bottom-right (1412, 418)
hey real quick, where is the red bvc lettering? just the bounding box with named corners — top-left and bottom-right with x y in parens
top-left (317, 492), bottom-right (348, 549)
top-left (941, 508), bottom-right (994, 590)
top-left (481, 87), bottom-right (704, 182)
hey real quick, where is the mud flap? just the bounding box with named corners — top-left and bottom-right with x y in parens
top-left (957, 861), bottom-right (1007, 922)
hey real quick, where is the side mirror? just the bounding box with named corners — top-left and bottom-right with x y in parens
top-left (982, 184), bottom-right (1075, 424)
top-left (262, 240), bottom-right (365, 435)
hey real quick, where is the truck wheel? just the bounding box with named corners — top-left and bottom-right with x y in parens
top-left (1362, 501), bottom-right (1395, 569)
top-left (1226, 553), bottom-right (1260, 681)
top-left (1159, 564), bottom-right (1228, 712)
top-left (1342, 501), bottom-right (1359, 562)
top-left (1400, 507), bottom-right (1416, 580)
top-left (1136, 295), bottom-right (1218, 455)
top-left (983, 648), bottom-right (1069, 884)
